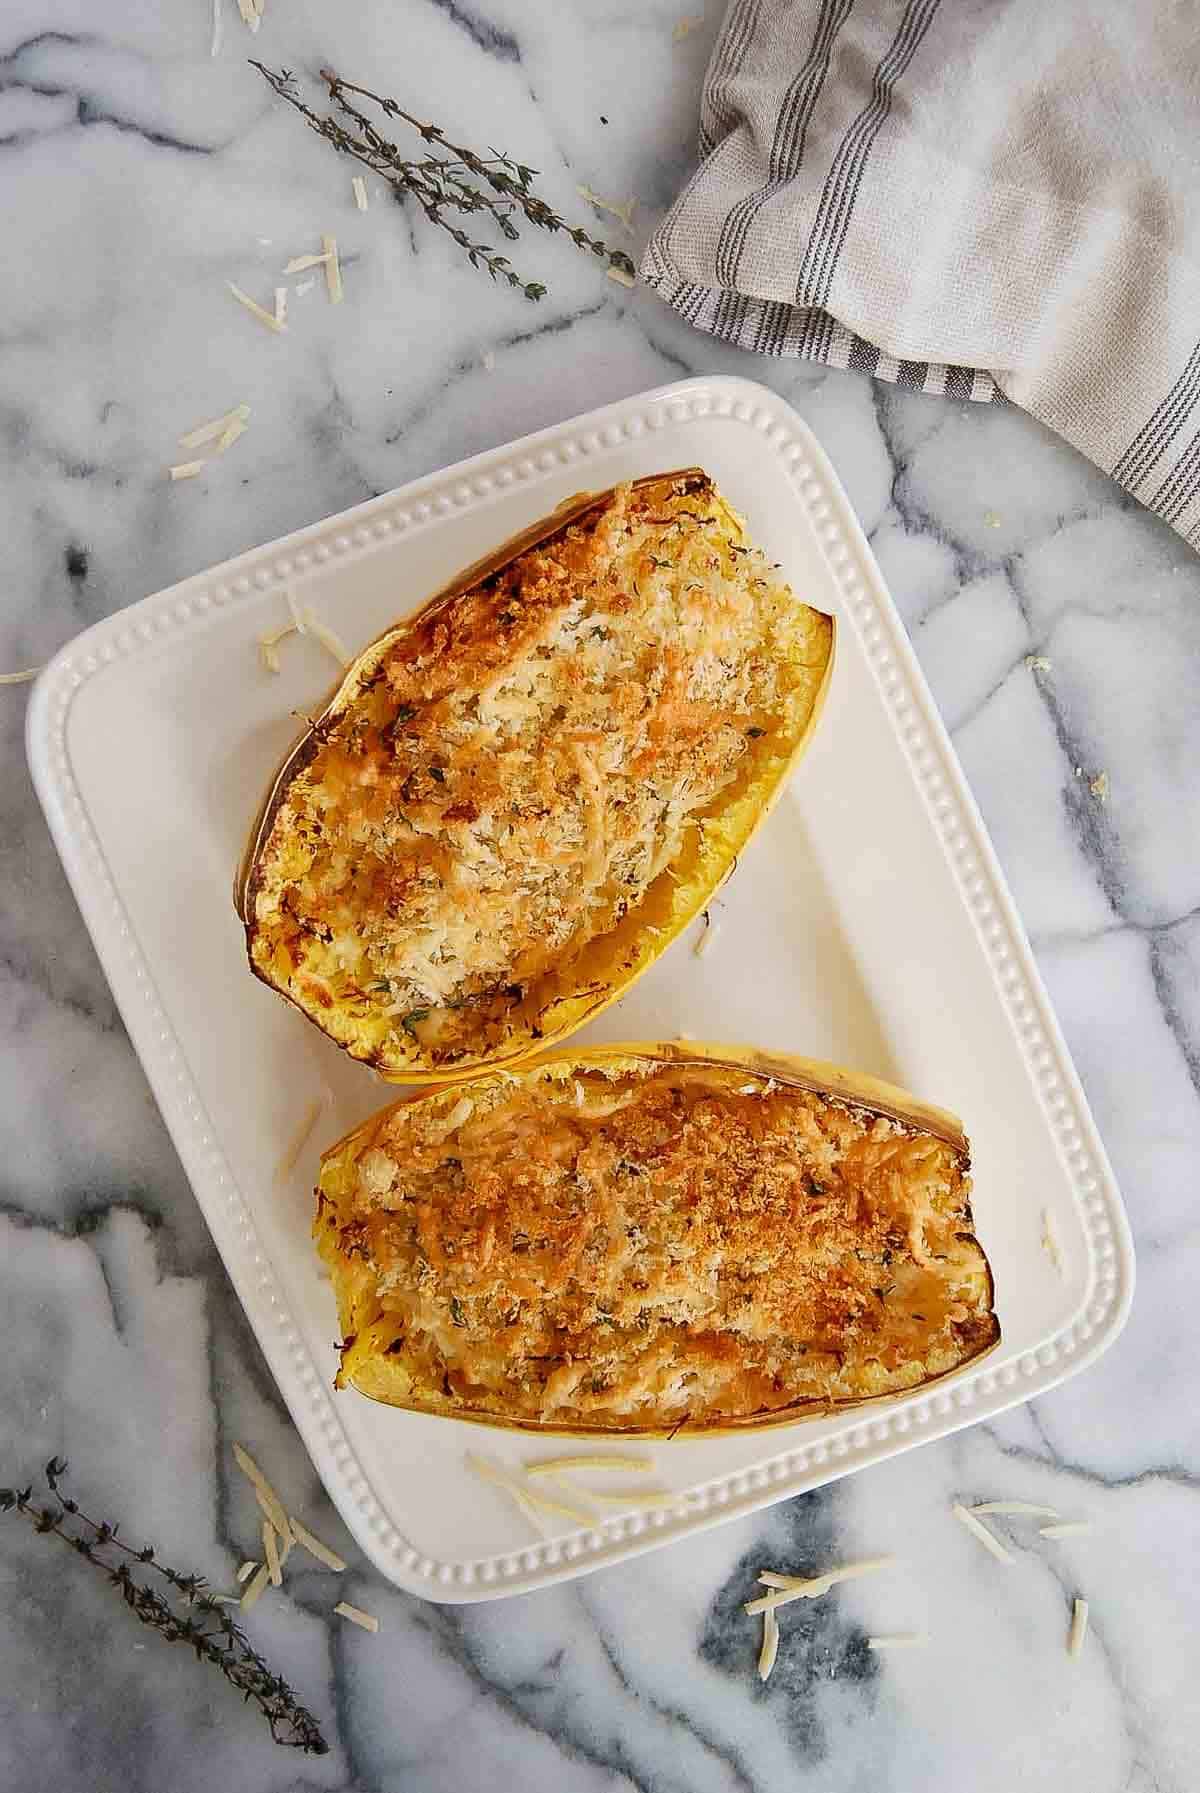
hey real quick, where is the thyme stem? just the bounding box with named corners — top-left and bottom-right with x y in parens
top-left (251, 62), bottom-right (636, 302)
top-left (2, 1460), bottom-right (327, 1754)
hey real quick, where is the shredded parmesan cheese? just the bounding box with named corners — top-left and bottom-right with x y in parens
top-left (973, 1501), bottom-right (1061, 1518)
top-left (1068, 1597), bottom-right (1089, 1658)
top-left (274, 1093), bottom-right (327, 1184)
top-left (569, 1486), bottom-right (679, 1509)
top-left (283, 251), bottom-right (334, 274)
top-left (274, 286), bottom-right (288, 328)
top-left (179, 404), bottom-right (250, 451)
top-left (258, 623), bottom-right (298, 675)
top-left (302, 608), bottom-right (351, 667)
top-left (236, 1560), bottom-right (258, 1584)
top-left (526, 1454), bottom-right (654, 1477)
top-left (746, 1558), bottom-right (894, 1615)
top-left (353, 175), bottom-right (369, 211)
top-left (692, 914), bottom-right (718, 957)
top-left (758, 1606), bottom-right (779, 1681)
top-left (867, 1633), bottom-right (928, 1650)
top-left (210, 1593), bottom-right (240, 1605)
top-left (467, 1454), bottom-right (593, 1525)
top-left (216, 414), bottom-right (247, 454)
top-left (0, 666), bottom-right (42, 685)
top-left (952, 1503), bottom-right (1013, 1564)
top-left (334, 1601), bottom-right (379, 1633)
top-left (233, 1444), bottom-right (294, 1548)
top-left (607, 265), bottom-right (636, 289)
top-left (239, 1561), bottom-right (270, 1610)
top-left (290, 1516), bottom-right (347, 1572)
top-left (285, 587), bottom-right (307, 635)
top-left (227, 281), bottom-right (286, 333)
top-left (577, 186), bottom-right (637, 234)
top-left (262, 1518), bottom-right (283, 1587)
top-left (482, 349), bottom-right (496, 371)
top-left (236, 0), bottom-right (260, 32)
top-left (168, 460), bottom-right (205, 481)
top-left (322, 234), bottom-right (343, 304)
top-left (1040, 1522), bottom-right (1094, 1539)
top-left (1041, 1206), bottom-right (1066, 1276)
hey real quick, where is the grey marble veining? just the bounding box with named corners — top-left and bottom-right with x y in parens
top-left (0, 3), bottom-right (1197, 1790)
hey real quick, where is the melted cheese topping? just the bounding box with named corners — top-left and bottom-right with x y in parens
top-left (318, 1060), bottom-right (997, 1429)
top-left (251, 478), bottom-right (831, 1070)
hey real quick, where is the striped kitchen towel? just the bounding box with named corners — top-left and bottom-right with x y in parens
top-left (643, 0), bottom-right (1200, 545)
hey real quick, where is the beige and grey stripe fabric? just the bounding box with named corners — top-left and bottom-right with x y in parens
top-left (643, 0), bottom-right (1200, 544)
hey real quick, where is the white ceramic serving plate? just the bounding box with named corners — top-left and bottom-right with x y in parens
top-left (28, 376), bottom-right (1134, 1603)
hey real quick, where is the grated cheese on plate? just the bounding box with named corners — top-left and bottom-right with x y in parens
top-left (285, 587), bottom-right (307, 635)
top-left (525, 1454), bottom-right (654, 1477)
top-left (952, 1503), bottom-right (1013, 1564)
top-left (169, 460), bottom-right (206, 481)
top-left (353, 175), bottom-right (369, 211)
top-left (274, 286), bottom-right (288, 328)
top-left (227, 281), bottom-right (286, 333)
top-left (1040, 1522), bottom-right (1094, 1539)
top-left (303, 608), bottom-right (351, 667)
top-left (216, 414), bottom-right (247, 454)
top-left (274, 1092), bottom-right (327, 1184)
top-left (236, 1559), bottom-right (258, 1584)
top-left (283, 252), bottom-right (333, 274)
top-left (258, 623), bottom-right (298, 675)
top-left (1041, 1206), bottom-right (1065, 1276)
top-left (1068, 1596), bottom-right (1089, 1658)
top-left (334, 1600), bottom-right (379, 1633)
top-left (692, 913), bottom-right (718, 957)
top-left (467, 1453), bottom-right (593, 1526)
top-left (290, 1516), bottom-right (347, 1572)
top-left (757, 1606), bottom-right (779, 1681)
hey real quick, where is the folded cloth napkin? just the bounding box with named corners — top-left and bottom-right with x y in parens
top-left (643, 0), bottom-right (1200, 545)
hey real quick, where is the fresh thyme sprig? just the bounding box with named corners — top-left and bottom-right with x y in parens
top-left (251, 62), bottom-right (636, 301)
top-left (1, 1459), bottom-right (327, 1754)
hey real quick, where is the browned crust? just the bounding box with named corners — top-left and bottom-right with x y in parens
top-left (236, 471), bottom-right (836, 1080)
top-left (319, 1043), bottom-right (1000, 1436)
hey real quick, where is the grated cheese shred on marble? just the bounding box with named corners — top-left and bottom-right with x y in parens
top-left (353, 175), bottom-right (369, 211)
top-left (169, 460), bottom-right (206, 481)
top-left (322, 235), bottom-right (344, 304)
top-left (972, 1501), bottom-right (1060, 1518)
top-left (283, 251), bottom-right (333, 274)
top-left (236, 1559), bottom-right (258, 1584)
top-left (290, 1516), bottom-right (347, 1572)
top-left (227, 281), bottom-right (286, 333)
top-left (262, 1518), bottom-right (283, 1587)
top-left (239, 1561), bottom-right (271, 1610)
top-left (607, 265), bottom-right (636, 289)
top-left (952, 1503), bottom-right (1013, 1564)
top-left (745, 1558), bottom-right (894, 1615)
top-left (179, 404), bottom-right (250, 451)
top-left (1068, 1597), bottom-right (1089, 1658)
top-left (334, 1601), bottom-right (379, 1633)
top-left (233, 1443), bottom-right (294, 1547)
top-left (577, 186), bottom-right (637, 234)
top-left (1040, 1522), bottom-right (1094, 1539)
top-left (0, 666), bottom-right (43, 685)
top-left (757, 1606), bottom-right (779, 1681)
top-left (274, 286), bottom-right (288, 328)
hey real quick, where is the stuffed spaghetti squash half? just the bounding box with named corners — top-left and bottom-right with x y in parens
top-left (236, 471), bottom-right (834, 1081)
top-left (315, 1044), bottom-right (998, 1435)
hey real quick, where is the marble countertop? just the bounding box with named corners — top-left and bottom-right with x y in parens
top-left (2, 3), bottom-right (1198, 1789)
